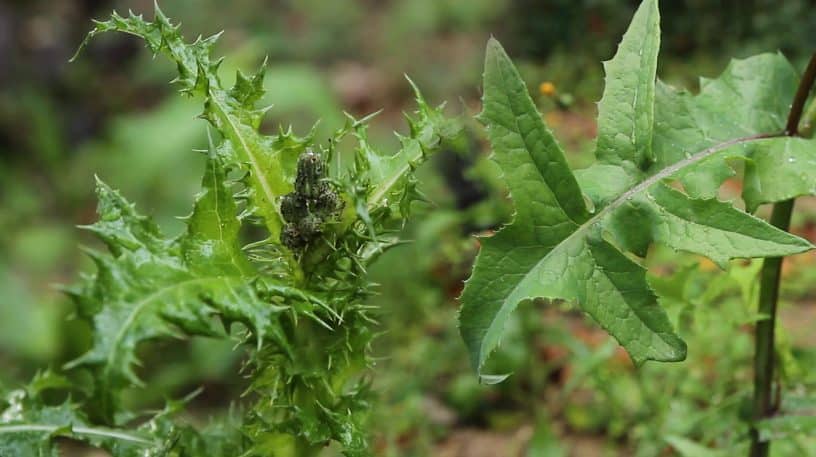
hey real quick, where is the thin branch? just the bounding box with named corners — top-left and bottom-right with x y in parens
top-left (784, 53), bottom-right (816, 136)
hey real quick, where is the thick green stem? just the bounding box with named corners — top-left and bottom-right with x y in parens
top-left (749, 199), bottom-right (793, 457)
top-left (749, 52), bottom-right (816, 457)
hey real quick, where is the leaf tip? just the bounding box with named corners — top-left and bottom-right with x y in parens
top-left (478, 372), bottom-right (512, 385)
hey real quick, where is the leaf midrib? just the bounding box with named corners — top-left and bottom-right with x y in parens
top-left (493, 47), bottom-right (586, 226)
top-left (207, 158), bottom-right (251, 276)
top-left (0, 424), bottom-right (154, 445)
top-left (367, 156), bottom-right (415, 211)
top-left (629, 0), bottom-right (658, 163)
top-left (106, 27), bottom-right (283, 231)
top-left (208, 91), bottom-right (282, 225)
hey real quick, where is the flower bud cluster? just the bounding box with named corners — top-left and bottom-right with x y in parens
top-left (280, 150), bottom-right (344, 250)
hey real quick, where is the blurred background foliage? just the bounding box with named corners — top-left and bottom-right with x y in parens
top-left (2, 0), bottom-right (816, 455)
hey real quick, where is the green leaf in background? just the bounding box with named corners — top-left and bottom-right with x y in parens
top-left (755, 394), bottom-right (816, 442)
top-left (756, 415), bottom-right (816, 442)
top-left (0, 266), bottom-right (61, 362)
top-left (64, 157), bottom-right (283, 418)
top-left (458, 0), bottom-right (813, 378)
top-left (526, 415), bottom-right (566, 457)
top-left (665, 435), bottom-right (730, 457)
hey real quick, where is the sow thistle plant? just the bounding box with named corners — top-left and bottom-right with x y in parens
top-left (0, 5), bottom-right (460, 457)
top-left (2, 0), bottom-right (816, 456)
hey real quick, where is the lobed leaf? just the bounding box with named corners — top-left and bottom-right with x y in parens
top-left (340, 79), bottom-right (462, 226)
top-left (460, 34), bottom-right (686, 377)
top-left (580, 52), bottom-right (800, 207)
top-left (459, 0), bottom-right (813, 378)
top-left (651, 53), bottom-right (798, 201)
top-left (65, 158), bottom-right (284, 416)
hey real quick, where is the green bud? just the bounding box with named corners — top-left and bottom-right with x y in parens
top-left (295, 149), bottom-right (326, 198)
top-left (281, 224), bottom-right (306, 250)
top-left (280, 193), bottom-right (307, 223)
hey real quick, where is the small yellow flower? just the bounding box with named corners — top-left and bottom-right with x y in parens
top-left (539, 81), bottom-right (557, 97)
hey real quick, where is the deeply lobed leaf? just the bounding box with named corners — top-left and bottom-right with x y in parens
top-left (65, 158), bottom-right (284, 418)
top-left (459, 0), bottom-right (813, 378)
top-left (651, 53), bottom-right (799, 201)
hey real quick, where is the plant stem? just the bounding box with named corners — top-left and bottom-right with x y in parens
top-left (784, 53), bottom-right (816, 136)
top-left (749, 52), bottom-right (816, 457)
top-left (749, 199), bottom-right (793, 457)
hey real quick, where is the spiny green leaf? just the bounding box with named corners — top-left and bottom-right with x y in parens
top-left (459, 4), bottom-right (812, 378)
top-left (343, 79), bottom-right (462, 222)
top-left (57, 6), bottom-right (462, 456)
top-left (182, 150), bottom-right (255, 275)
top-left (0, 378), bottom-right (249, 456)
top-left (66, 159), bottom-right (281, 415)
top-left (76, 6), bottom-right (304, 240)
